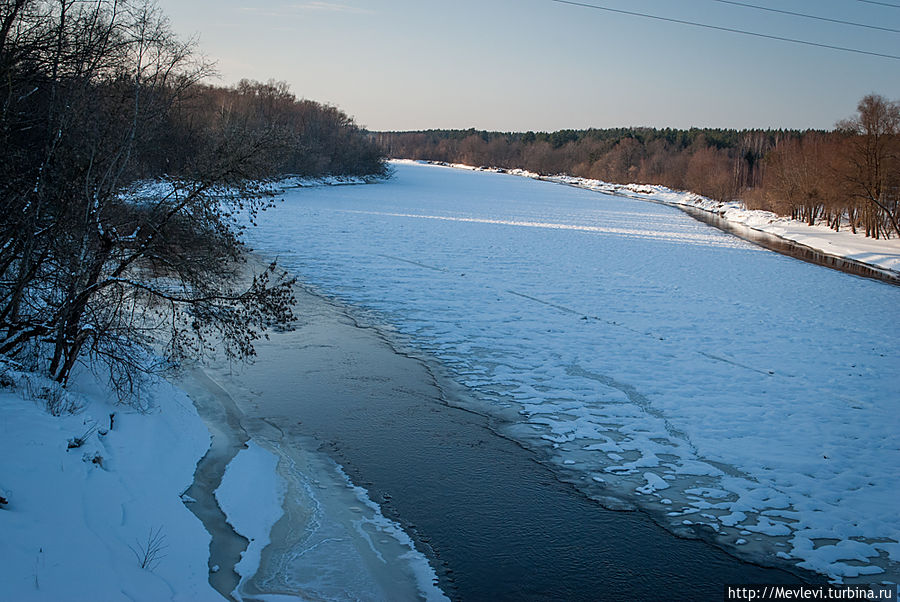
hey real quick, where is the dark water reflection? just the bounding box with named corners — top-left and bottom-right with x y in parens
top-left (230, 289), bottom-right (824, 601)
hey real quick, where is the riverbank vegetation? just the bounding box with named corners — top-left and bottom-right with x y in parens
top-left (375, 94), bottom-right (900, 240)
top-left (0, 0), bottom-right (386, 397)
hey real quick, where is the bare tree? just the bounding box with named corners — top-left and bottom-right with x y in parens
top-left (758, 134), bottom-right (848, 226)
top-left (837, 94), bottom-right (900, 238)
top-left (0, 0), bottom-right (298, 397)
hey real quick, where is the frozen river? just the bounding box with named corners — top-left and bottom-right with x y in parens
top-left (247, 161), bottom-right (899, 583)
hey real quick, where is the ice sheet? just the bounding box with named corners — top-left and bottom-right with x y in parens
top-left (246, 161), bottom-right (899, 582)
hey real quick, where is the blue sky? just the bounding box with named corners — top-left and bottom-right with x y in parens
top-left (156, 0), bottom-right (900, 131)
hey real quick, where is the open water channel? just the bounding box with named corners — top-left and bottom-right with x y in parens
top-left (184, 162), bottom-right (897, 599)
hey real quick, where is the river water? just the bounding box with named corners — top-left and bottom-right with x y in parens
top-left (192, 161), bottom-right (897, 597)
top-left (190, 285), bottom-right (817, 601)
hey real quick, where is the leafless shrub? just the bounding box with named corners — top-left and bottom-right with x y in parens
top-left (130, 526), bottom-right (168, 571)
top-left (0, 364), bottom-right (14, 389)
top-left (24, 378), bottom-right (83, 416)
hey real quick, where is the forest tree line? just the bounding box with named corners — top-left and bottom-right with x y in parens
top-left (0, 0), bottom-right (385, 398)
top-left (374, 95), bottom-right (900, 240)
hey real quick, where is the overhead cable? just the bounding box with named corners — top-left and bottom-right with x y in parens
top-left (712, 0), bottom-right (899, 34)
top-left (858, 0), bottom-right (900, 8)
top-left (549, 0), bottom-right (900, 60)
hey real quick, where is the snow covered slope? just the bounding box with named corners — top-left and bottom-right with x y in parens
top-left (0, 363), bottom-right (215, 601)
top-left (246, 161), bottom-right (900, 583)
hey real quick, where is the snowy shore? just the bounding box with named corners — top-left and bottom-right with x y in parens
top-left (0, 279), bottom-right (447, 601)
top-left (0, 362), bottom-right (217, 600)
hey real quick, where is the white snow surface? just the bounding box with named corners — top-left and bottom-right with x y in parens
top-left (420, 160), bottom-right (900, 277)
top-left (245, 161), bottom-right (900, 583)
top-left (0, 363), bottom-right (216, 601)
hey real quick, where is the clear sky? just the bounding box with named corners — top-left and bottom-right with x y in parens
top-left (155, 0), bottom-right (900, 132)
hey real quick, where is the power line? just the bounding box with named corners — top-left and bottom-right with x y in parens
top-left (712, 0), bottom-right (900, 34)
top-left (549, 0), bottom-right (900, 60)
top-left (858, 0), bottom-right (900, 8)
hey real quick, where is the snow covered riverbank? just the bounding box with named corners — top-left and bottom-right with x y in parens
top-left (0, 362), bottom-right (216, 600)
top-left (0, 336), bottom-right (447, 602)
top-left (401, 160), bottom-right (900, 279)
